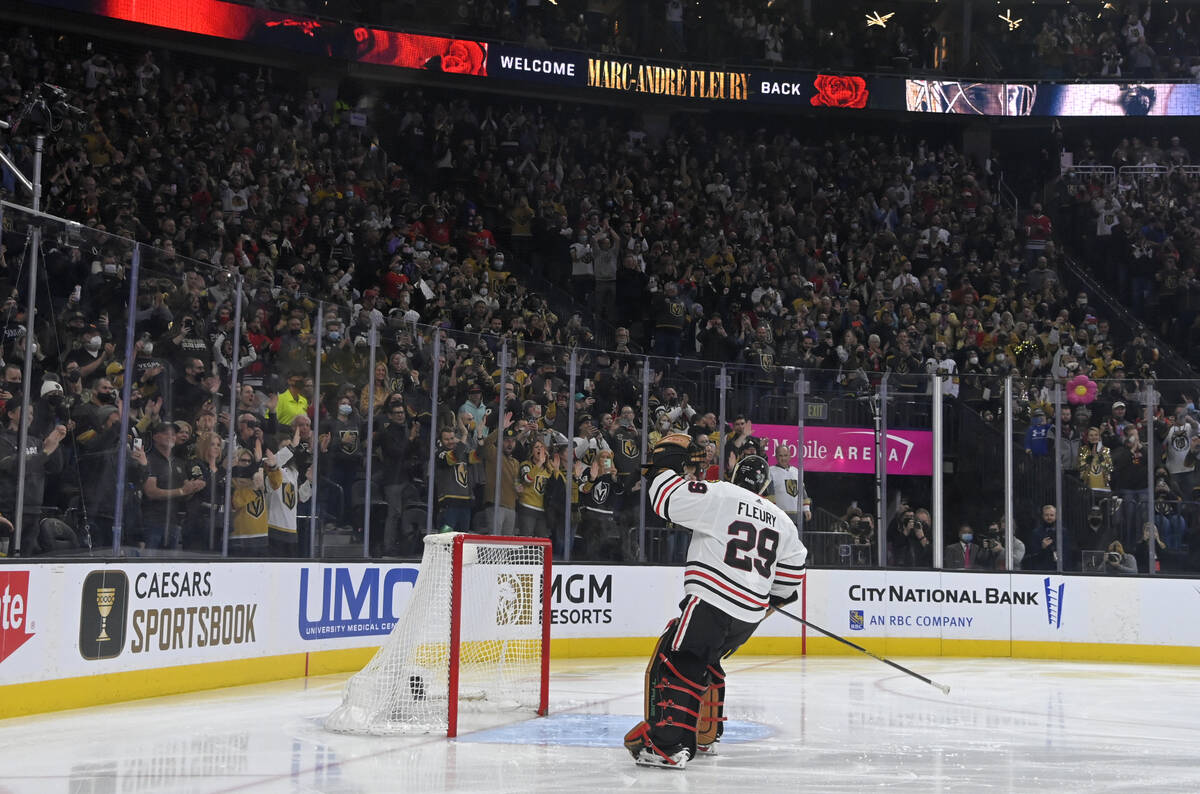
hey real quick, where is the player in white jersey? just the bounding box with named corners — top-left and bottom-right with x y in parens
top-left (624, 434), bottom-right (807, 769)
top-left (768, 443), bottom-right (810, 521)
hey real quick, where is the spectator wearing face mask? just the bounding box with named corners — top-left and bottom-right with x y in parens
top-left (229, 447), bottom-right (269, 557)
top-left (944, 523), bottom-right (984, 570)
top-left (72, 377), bottom-right (119, 450)
top-left (324, 390), bottom-right (364, 527)
top-left (172, 356), bottom-right (211, 421)
top-left (63, 325), bottom-right (116, 383)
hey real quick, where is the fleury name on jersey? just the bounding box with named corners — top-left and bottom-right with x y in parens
top-left (736, 500), bottom-right (777, 527)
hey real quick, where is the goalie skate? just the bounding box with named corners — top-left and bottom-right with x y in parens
top-left (624, 721), bottom-right (693, 769)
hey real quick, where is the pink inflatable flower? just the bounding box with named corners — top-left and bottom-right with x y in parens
top-left (1066, 374), bottom-right (1097, 405)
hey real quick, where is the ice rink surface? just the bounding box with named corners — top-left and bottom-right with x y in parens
top-left (3, 655), bottom-right (1199, 793)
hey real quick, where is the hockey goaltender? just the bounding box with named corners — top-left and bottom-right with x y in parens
top-left (624, 434), bottom-right (808, 769)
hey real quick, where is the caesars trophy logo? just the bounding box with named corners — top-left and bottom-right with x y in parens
top-left (495, 573), bottom-right (535, 626)
top-left (79, 570), bottom-right (129, 660)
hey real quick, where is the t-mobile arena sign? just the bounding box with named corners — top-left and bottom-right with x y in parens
top-left (755, 424), bottom-right (933, 476)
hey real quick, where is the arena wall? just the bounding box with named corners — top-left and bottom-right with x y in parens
top-left (0, 563), bottom-right (1195, 717)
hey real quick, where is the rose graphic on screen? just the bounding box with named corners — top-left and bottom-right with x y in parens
top-left (439, 40), bottom-right (488, 74)
top-left (353, 28), bottom-right (488, 75)
top-left (810, 74), bottom-right (869, 108)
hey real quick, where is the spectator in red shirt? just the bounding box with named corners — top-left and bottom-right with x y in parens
top-left (1024, 203), bottom-right (1053, 265)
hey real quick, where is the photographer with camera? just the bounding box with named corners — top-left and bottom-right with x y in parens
top-left (839, 506), bottom-right (875, 566)
top-left (974, 522), bottom-right (1010, 571)
top-left (1076, 502), bottom-right (1119, 563)
top-left (944, 522), bottom-right (984, 570)
top-left (888, 506), bottom-right (932, 567)
top-left (1101, 540), bottom-right (1137, 574)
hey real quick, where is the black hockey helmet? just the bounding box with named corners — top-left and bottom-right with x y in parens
top-left (731, 454), bottom-right (770, 495)
top-left (641, 432), bottom-right (704, 478)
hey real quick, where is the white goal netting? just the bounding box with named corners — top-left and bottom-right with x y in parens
top-left (325, 533), bottom-right (548, 735)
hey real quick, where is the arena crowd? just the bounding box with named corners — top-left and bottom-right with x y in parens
top-left (0, 22), bottom-right (1197, 574)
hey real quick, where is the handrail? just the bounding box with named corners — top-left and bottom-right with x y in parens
top-left (1065, 165), bottom-right (1117, 183)
top-left (1118, 165), bottom-right (1170, 180)
top-left (997, 172), bottom-right (1019, 220)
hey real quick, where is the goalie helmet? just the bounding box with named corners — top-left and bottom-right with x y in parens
top-left (642, 432), bottom-right (704, 478)
top-left (730, 454), bottom-right (769, 495)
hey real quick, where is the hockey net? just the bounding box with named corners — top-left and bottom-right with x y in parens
top-left (325, 533), bottom-right (551, 737)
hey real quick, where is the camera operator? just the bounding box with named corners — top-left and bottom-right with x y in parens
top-left (1102, 540), bottom-right (1137, 574)
top-left (888, 506), bottom-right (932, 567)
top-left (840, 506), bottom-right (875, 566)
top-left (974, 522), bottom-right (1008, 571)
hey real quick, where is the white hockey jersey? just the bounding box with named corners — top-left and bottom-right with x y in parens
top-left (649, 470), bottom-right (807, 623)
top-left (768, 464), bottom-right (800, 513)
top-left (266, 464), bottom-right (313, 534)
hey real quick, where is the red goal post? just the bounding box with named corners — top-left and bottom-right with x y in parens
top-left (448, 534), bottom-right (552, 737)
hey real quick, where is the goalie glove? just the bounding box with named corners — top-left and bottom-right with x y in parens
top-left (641, 432), bottom-right (704, 480)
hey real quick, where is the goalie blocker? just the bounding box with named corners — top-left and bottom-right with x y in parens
top-left (625, 439), bottom-right (806, 769)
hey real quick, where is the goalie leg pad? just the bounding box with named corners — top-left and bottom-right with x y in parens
top-left (646, 651), bottom-right (704, 758)
top-left (641, 620), bottom-right (706, 758)
top-left (642, 619), bottom-right (679, 720)
top-left (696, 663), bottom-right (726, 753)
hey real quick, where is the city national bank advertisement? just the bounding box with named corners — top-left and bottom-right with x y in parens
top-left (805, 570), bottom-right (1200, 656)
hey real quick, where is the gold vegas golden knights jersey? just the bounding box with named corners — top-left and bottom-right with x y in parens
top-left (649, 470), bottom-right (807, 623)
top-left (231, 481), bottom-right (269, 540)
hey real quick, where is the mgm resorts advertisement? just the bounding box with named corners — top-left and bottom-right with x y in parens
top-left (24, 0), bottom-right (1200, 116)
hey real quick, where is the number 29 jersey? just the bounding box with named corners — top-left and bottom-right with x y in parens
top-left (649, 470), bottom-right (808, 623)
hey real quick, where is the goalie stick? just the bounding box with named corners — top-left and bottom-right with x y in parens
top-left (772, 607), bottom-right (952, 696)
